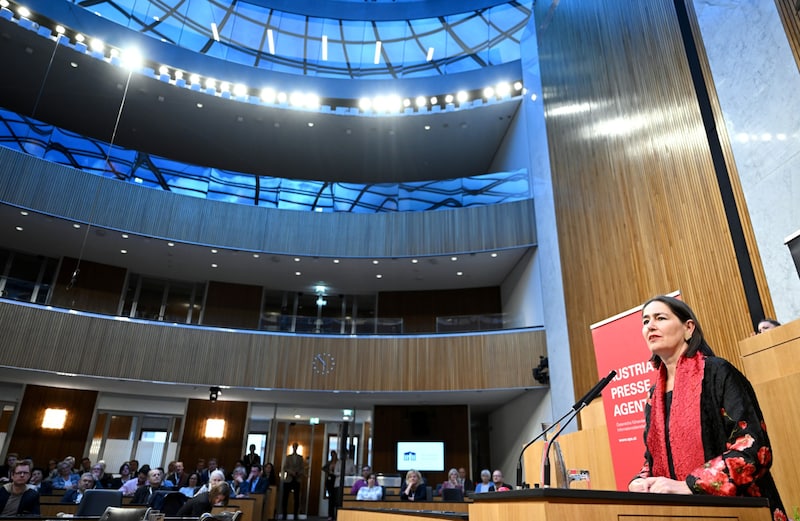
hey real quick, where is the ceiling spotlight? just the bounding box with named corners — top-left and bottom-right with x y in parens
top-left (483, 86), bottom-right (495, 99)
top-left (261, 88), bottom-right (276, 103)
top-left (209, 386), bottom-right (221, 402)
top-left (457, 91), bottom-right (469, 103)
top-left (415, 96), bottom-right (427, 108)
top-left (496, 82), bottom-right (511, 97)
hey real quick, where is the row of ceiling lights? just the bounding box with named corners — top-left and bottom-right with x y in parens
top-left (5, 1), bottom-right (527, 113)
top-left (12, 209), bottom-right (501, 277)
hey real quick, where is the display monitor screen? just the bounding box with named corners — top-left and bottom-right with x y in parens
top-left (396, 441), bottom-right (445, 471)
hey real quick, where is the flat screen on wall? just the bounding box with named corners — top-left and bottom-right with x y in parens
top-left (396, 441), bottom-right (445, 471)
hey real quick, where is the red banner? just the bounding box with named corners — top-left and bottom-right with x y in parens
top-left (589, 292), bottom-right (680, 491)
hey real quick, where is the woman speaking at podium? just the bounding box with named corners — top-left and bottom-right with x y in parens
top-left (628, 295), bottom-right (786, 521)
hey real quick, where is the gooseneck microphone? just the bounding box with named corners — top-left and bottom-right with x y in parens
top-left (542, 370), bottom-right (617, 488)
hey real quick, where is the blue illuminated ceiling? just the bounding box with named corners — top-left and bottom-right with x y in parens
top-left (72, 0), bottom-right (532, 80)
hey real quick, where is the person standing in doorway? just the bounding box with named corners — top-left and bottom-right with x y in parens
top-left (281, 443), bottom-right (304, 520)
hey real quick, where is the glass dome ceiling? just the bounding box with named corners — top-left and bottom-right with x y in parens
top-left (72, 0), bottom-right (533, 79)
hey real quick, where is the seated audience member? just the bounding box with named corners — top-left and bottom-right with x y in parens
top-left (179, 473), bottom-right (200, 498)
top-left (0, 461), bottom-right (40, 515)
top-left (400, 470), bottom-right (426, 502)
top-left (262, 462), bottom-right (277, 487)
top-left (196, 470), bottom-right (226, 496)
top-left (355, 474), bottom-right (382, 501)
top-left (200, 459), bottom-right (220, 485)
top-left (228, 466), bottom-right (249, 498)
top-left (119, 467), bottom-right (149, 497)
top-left (51, 460), bottom-right (79, 490)
top-left (28, 467), bottom-right (52, 495)
top-left (195, 459), bottom-right (206, 479)
top-left (61, 473), bottom-right (96, 504)
top-left (91, 462), bottom-right (114, 489)
top-left (757, 318), bottom-right (781, 334)
top-left (45, 459), bottom-right (59, 481)
top-left (132, 468), bottom-right (168, 504)
top-left (473, 469), bottom-right (494, 493)
top-left (350, 465), bottom-right (372, 495)
top-left (0, 454), bottom-right (18, 482)
top-left (491, 470), bottom-right (511, 491)
top-left (79, 458), bottom-right (93, 475)
top-left (176, 482), bottom-right (230, 517)
top-left (245, 465), bottom-right (267, 495)
top-left (111, 462), bottom-right (131, 489)
top-left (458, 467), bottom-right (474, 492)
top-left (441, 468), bottom-right (462, 492)
top-left (168, 461), bottom-right (189, 489)
top-left (128, 460), bottom-right (139, 477)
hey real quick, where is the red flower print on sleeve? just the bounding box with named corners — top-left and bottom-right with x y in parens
top-left (725, 457), bottom-right (756, 486)
top-left (691, 460), bottom-right (736, 496)
top-left (757, 447), bottom-right (771, 466)
top-left (728, 434), bottom-right (755, 451)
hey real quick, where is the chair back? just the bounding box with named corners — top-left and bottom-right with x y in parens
top-left (149, 491), bottom-right (187, 515)
top-left (75, 489), bottom-right (123, 516)
top-left (98, 506), bottom-right (151, 521)
top-left (442, 488), bottom-right (464, 501)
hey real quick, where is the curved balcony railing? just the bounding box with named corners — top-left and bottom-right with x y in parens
top-left (0, 108), bottom-right (530, 213)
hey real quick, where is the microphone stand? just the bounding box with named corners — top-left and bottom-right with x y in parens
top-left (515, 408), bottom-right (576, 488)
top-left (542, 370), bottom-right (617, 488)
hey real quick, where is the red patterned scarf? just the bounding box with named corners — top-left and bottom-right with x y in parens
top-left (647, 353), bottom-right (706, 480)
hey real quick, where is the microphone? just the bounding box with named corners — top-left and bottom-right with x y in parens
top-left (542, 370), bottom-right (616, 487)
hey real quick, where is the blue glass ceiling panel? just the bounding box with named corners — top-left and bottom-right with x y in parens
top-left (64, 0), bottom-right (531, 79)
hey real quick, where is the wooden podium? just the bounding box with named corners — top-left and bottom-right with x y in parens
top-left (469, 488), bottom-right (772, 521)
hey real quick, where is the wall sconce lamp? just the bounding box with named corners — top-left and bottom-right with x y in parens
top-left (42, 408), bottom-right (67, 429)
top-left (204, 418), bottom-right (225, 438)
top-left (209, 386), bottom-right (221, 402)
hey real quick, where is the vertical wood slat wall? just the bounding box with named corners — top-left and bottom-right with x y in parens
top-left (774, 0), bottom-right (800, 72)
top-left (533, 0), bottom-right (770, 396)
top-left (10, 385), bottom-right (98, 469)
top-left (0, 300), bottom-right (547, 393)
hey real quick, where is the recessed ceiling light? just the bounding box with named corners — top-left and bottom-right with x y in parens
top-left (15, 226), bottom-right (23, 231)
top-left (253, 253), bottom-right (260, 258)
top-left (72, 223), bottom-right (80, 229)
top-left (424, 125), bottom-right (431, 131)
top-left (308, 122), bottom-right (314, 127)
top-left (372, 260), bottom-right (379, 265)
top-left (70, 62), bottom-right (78, 68)
top-left (376, 274), bottom-right (382, 279)
top-left (211, 263), bottom-right (218, 268)
top-left (411, 259), bottom-right (418, 263)
top-left (211, 249), bottom-right (218, 254)
top-left (167, 242), bottom-right (175, 247)
top-left (19, 211), bottom-right (28, 216)
top-left (120, 249), bottom-right (127, 254)
top-left (491, 253), bottom-right (498, 258)
top-left (294, 258), bottom-right (301, 262)
top-left (121, 234), bottom-right (128, 239)
top-left (294, 414), bottom-right (301, 419)
top-left (451, 256), bottom-right (458, 261)
top-left (333, 259), bottom-right (340, 264)
top-left (196, 102), bottom-right (203, 108)
top-left (457, 271), bottom-right (463, 276)
top-left (295, 271), bottom-right (302, 276)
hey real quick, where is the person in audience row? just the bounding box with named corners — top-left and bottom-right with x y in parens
top-left (228, 466), bottom-right (249, 498)
top-left (61, 473), bottom-right (96, 504)
top-left (457, 467), bottom-right (474, 492)
top-left (246, 465), bottom-right (268, 494)
top-left (400, 469), bottom-right (426, 501)
top-left (0, 461), bottom-right (40, 516)
top-left (111, 462), bottom-right (132, 489)
top-left (132, 468), bottom-right (168, 504)
top-left (179, 472), bottom-right (200, 498)
top-left (176, 481), bottom-right (230, 517)
top-left (441, 468), bottom-right (462, 493)
top-left (492, 470), bottom-right (511, 491)
top-left (120, 467), bottom-right (150, 496)
top-left (51, 460), bottom-right (79, 490)
top-left (472, 469), bottom-right (493, 493)
top-left (349, 465), bottom-right (371, 495)
top-left (355, 474), bottom-right (382, 501)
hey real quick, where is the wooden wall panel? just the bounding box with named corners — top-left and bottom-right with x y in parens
top-left (108, 415), bottom-right (133, 439)
top-left (0, 148), bottom-right (536, 259)
top-left (9, 384), bottom-right (97, 467)
top-left (0, 301), bottom-right (546, 393)
top-left (380, 287), bottom-right (501, 333)
top-left (179, 399), bottom-right (248, 475)
top-left (49, 257), bottom-right (126, 314)
top-left (203, 281), bottom-right (262, 329)
top-left (372, 405), bottom-right (469, 488)
top-left (774, 0), bottom-right (800, 72)
top-left (533, 0), bottom-right (767, 397)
